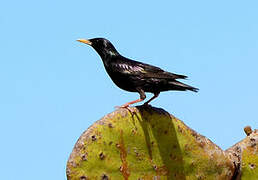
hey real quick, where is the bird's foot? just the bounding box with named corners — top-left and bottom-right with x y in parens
top-left (143, 102), bottom-right (152, 107)
top-left (114, 105), bottom-right (138, 116)
top-left (114, 105), bottom-right (130, 109)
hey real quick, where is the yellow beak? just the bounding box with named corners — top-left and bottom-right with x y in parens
top-left (77, 39), bottom-right (92, 45)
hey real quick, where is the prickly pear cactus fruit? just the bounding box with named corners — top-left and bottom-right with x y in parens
top-left (66, 106), bottom-right (240, 179)
top-left (226, 128), bottom-right (258, 180)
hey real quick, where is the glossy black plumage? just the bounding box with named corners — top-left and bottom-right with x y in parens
top-left (77, 38), bottom-right (198, 107)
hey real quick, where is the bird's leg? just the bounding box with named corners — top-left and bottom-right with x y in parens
top-left (144, 92), bottom-right (160, 106)
top-left (119, 89), bottom-right (146, 108)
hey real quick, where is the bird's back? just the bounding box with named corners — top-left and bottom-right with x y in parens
top-left (104, 55), bottom-right (197, 93)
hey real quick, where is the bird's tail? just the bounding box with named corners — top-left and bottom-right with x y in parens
top-left (169, 80), bottom-right (199, 92)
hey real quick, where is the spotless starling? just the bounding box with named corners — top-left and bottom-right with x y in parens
top-left (77, 38), bottom-right (198, 108)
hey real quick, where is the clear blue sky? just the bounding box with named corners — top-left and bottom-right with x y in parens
top-left (1, 1), bottom-right (258, 179)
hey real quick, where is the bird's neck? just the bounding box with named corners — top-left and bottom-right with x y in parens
top-left (94, 48), bottom-right (120, 66)
top-left (100, 53), bottom-right (119, 67)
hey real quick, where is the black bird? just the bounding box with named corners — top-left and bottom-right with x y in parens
top-left (77, 38), bottom-right (198, 108)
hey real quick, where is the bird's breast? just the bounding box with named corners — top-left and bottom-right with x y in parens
top-left (104, 68), bottom-right (138, 92)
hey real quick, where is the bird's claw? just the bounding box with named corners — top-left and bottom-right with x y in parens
top-left (143, 103), bottom-right (151, 107)
top-left (115, 105), bottom-right (129, 109)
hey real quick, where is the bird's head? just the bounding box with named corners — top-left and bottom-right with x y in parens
top-left (77, 38), bottom-right (119, 59)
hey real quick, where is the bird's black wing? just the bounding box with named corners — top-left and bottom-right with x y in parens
top-left (111, 57), bottom-right (187, 80)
